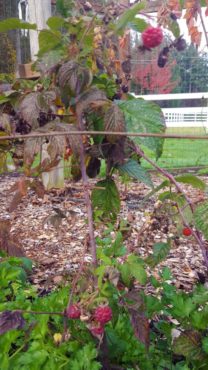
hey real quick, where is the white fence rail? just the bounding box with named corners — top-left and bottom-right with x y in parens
top-left (163, 107), bottom-right (208, 128)
top-left (131, 93), bottom-right (208, 129)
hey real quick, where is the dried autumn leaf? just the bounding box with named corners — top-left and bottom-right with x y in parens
top-left (104, 104), bottom-right (126, 143)
top-left (0, 219), bottom-right (25, 256)
top-left (58, 61), bottom-right (92, 96)
top-left (24, 137), bottom-right (42, 168)
top-left (0, 311), bottom-right (25, 335)
top-left (56, 122), bottom-right (81, 156)
top-left (76, 87), bottom-right (108, 117)
top-left (125, 290), bottom-right (150, 349)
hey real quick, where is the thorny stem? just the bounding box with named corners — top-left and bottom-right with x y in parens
top-left (76, 113), bottom-right (97, 267)
top-left (134, 145), bottom-right (208, 269)
top-left (177, 205), bottom-right (208, 267)
top-left (67, 236), bottom-right (89, 308)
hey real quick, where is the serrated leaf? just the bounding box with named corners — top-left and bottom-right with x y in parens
top-left (194, 201), bottom-right (208, 239)
top-left (76, 87), bottom-right (107, 116)
top-left (117, 99), bottom-right (165, 159)
top-left (146, 243), bottom-right (170, 268)
top-left (128, 18), bottom-right (148, 32)
top-left (19, 92), bottom-right (42, 129)
top-left (129, 263), bottom-right (147, 285)
top-left (104, 104), bottom-right (126, 143)
top-left (119, 263), bottom-right (131, 286)
top-left (117, 159), bottom-right (153, 188)
top-left (38, 29), bottom-right (62, 56)
top-left (116, 2), bottom-right (146, 34)
top-left (58, 61), bottom-right (93, 97)
top-left (173, 330), bottom-right (203, 361)
top-left (92, 179), bottom-right (120, 223)
top-left (0, 311), bottom-right (25, 335)
top-left (175, 174), bottom-right (206, 190)
top-left (47, 16), bottom-right (65, 30)
top-left (0, 18), bottom-right (36, 32)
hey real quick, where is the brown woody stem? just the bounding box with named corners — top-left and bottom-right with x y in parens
top-left (76, 113), bottom-right (97, 267)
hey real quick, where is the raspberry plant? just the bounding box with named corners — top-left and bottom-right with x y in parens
top-left (0, 0), bottom-right (208, 369)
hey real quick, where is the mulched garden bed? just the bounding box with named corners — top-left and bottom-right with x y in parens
top-left (0, 173), bottom-right (207, 291)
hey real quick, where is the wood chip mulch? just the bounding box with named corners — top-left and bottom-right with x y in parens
top-left (0, 173), bottom-right (207, 291)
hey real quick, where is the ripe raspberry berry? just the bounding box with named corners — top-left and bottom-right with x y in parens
top-left (94, 305), bottom-right (112, 325)
top-left (90, 325), bottom-right (104, 336)
top-left (182, 227), bottom-right (192, 237)
top-left (66, 304), bottom-right (81, 319)
top-left (142, 27), bottom-right (163, 49)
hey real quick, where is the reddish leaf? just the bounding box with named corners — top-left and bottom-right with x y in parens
top-left (0, 311), bottom-right (25, 335)
top-left (128, 308), bottom-right (150, 349)
top-left (0, 219), bottom-right (25, 257)
top-left (125, 290), bottom-right (150, 349)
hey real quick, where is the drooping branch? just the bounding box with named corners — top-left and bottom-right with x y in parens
top-left (133, 144), bottom-right (208, 269)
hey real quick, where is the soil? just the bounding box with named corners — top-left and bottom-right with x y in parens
top-left (0, 173), bottom-right (207, 291)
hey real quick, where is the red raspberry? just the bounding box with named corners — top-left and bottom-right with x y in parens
top-left (66, 304), bottom-right (81, 319)
top-left (90, 325), bottom-right (104, 336)
top-left (94, 305), bottom-right (112, 325)
top-left (142, 27), bottom-right (163, 49)
top-left (182, 227), bottom-right (192, 237)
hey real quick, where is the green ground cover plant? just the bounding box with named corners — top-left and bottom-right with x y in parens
top-left (0, 1), bottom-right (208, 369)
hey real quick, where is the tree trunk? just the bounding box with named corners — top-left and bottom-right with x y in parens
top-left (28, 0), bottom-right (51, 60)
top-left (0, 0), bottom-right (18, 73)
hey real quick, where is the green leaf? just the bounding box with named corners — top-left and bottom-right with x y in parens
top-left (119, 263), bottom-right (131, 287)
top-left (191, 310), bottom-right (208, 330)
top-left (160, 267), bottom-right (172, 281)
top-left (171, 295), bottom-right (196, 318)
top-left (47, 16), bottom-right (65, 30)
top-left (0, 96), bottom-right (10, 105)
top-left (194, 201), bottom-right (208, 239)
top-left (116, 2), bottom-right (146, 34)
top-left (117, 99), bottom-right (165, 159)
top-left (145, 243), bottom-right (170, 268)
top-left (128, 18), bottom-right (148, 33)
top-left (202, 337), bottom-right (208, 354)
top-left (91, 179), bottom-right (120, 223)
top-left (173, 330), bottom-right (203, 361)
top-left (38, 29), bottom-right (62, 56)
top-left (126, 254), bottom-right (147, 284)
top-left (169, 20), bottom-right (180, 38)
top-left (117, 159), bottom-right (153, 188)
top-left (175, 174), bottom-right (206, 190)
top-left (0, 18), bottom-right (36, 32)
top-left (130, 263), bottom-right (147, 285)
top-left (20, 257), bottom-right (33, 272)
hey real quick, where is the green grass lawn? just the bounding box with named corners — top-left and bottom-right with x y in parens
top-left (5, 127), bottom-right (208, 175)
top-left (142, 127), bottom-right (208, 169)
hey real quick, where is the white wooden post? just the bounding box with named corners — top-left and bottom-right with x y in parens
top-left (28, 0), bottom-right (51, 60)
top-left (41, 142), bottom-right (65, 190)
